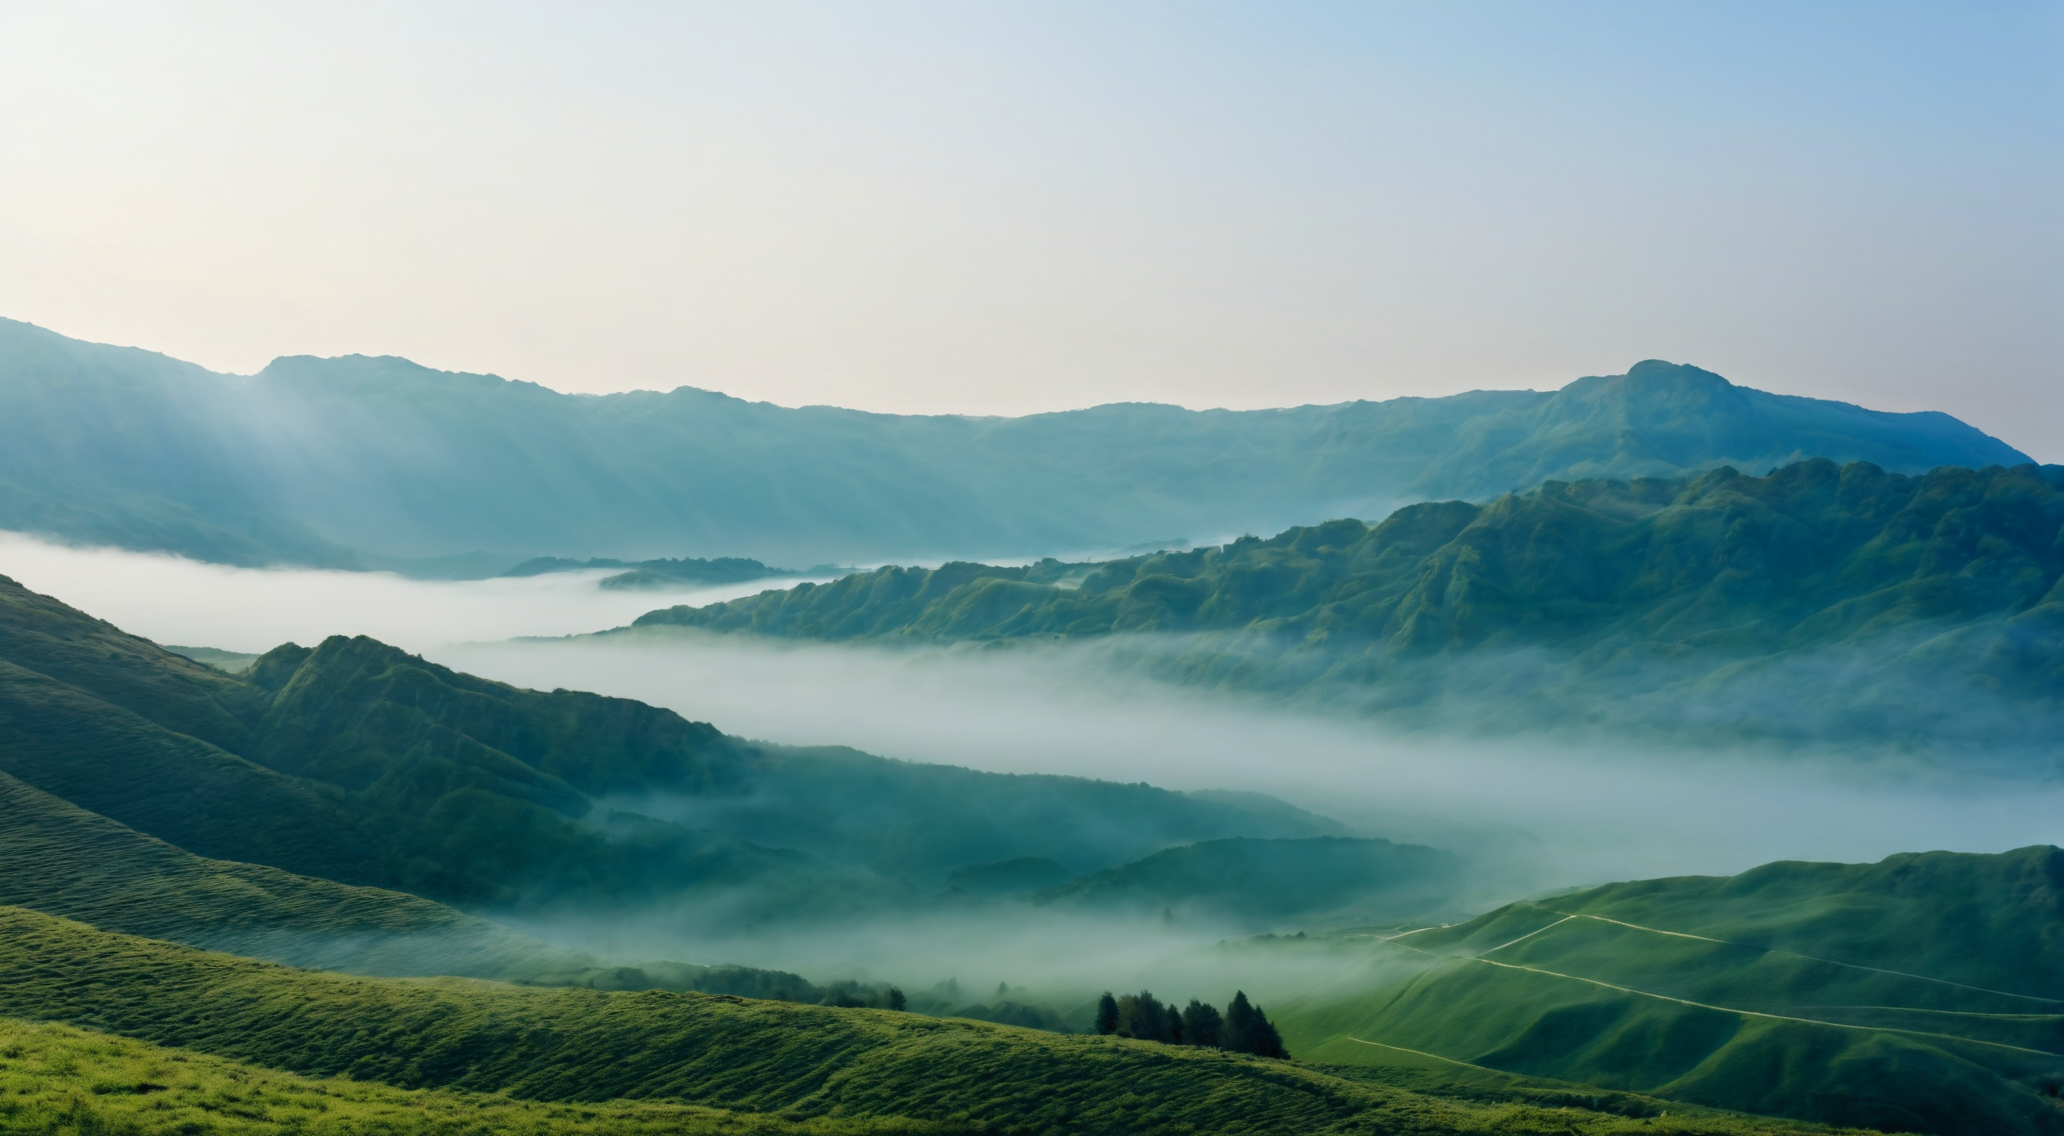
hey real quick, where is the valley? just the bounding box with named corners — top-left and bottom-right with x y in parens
top-left (0, 328), bottom-right (2056, 1136)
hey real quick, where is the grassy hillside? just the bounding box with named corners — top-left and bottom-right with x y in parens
top-left (0, 906), bottom-right (1860, 1136)
top-left (0, 768), bottom-right (585, 979)
top-left (0, 318), bottom-right (2026, 568)
top-left (0, 1017), bottom-right (941, 1135)
top-left (1273, 847), bottom-right (2064, 1136)
top-left (0, 573), bottom-right (1350, 922)
top-left (638, 460), bottom-right (2064, 754)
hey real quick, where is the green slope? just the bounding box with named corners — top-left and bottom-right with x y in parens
top-left (1272, 847), bottom-right (2064, 1136)
top-left (0, 573), bottom-right (1350, 921)
top-left (0, 1017), bottom-right (938, 1135)
top-left (637, 459), bottom-right (2064, 754)
top-left (0, 907), bottom-right (1858, 1136)
top-left (0, 768), bottom-right (583, 980)
top-left (0, 767), bottom-right (922, 1005)
top-left (0, 317), bottom-right (2027, 567)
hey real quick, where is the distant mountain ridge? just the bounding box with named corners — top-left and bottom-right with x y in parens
top-left (0, 317), bottom-right (2030, 569)
top-left (636, 459), bottom-right (2064, 757)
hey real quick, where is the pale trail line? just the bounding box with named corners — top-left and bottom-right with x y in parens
top-left (1343, 1036), bottom-right (1500, 1072)
top-left (1476, 915), bottom-right (1576, 957)
top-left (1456, 952), bottom-right (2062, 1058)
top-left (1790, 1005), bottom-right (2064, 1021)
top-left (1557, 911), bottom-right (2063, 1006)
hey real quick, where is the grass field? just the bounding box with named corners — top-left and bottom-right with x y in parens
top-left (1272, 849), bottom-right (2064, 1136)
top-left (0, 906), bottom-right (1862, 1136)
top-left (0, 1017), bottom-right (942, 1135)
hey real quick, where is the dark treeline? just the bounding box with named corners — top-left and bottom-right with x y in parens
top-left (1094, 990), bottom-right (1287, 1059)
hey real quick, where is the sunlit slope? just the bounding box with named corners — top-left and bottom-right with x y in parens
top-left (1274, 848), bottom-right (2064, 1136)
top-left (0, 317), bottom-right (2028, 567)
top-left (0, 908), bottom-right (1861, 1136)
top-left (0, 573), bottom-right (1347, 920)
top-left (0, 1018), bottom-right (937, 1136)
top-left (640, 460), bottom-right (2064, 754)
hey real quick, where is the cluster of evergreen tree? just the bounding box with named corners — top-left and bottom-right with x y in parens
top-left (1093, 989), bottom-right (1287, 1058)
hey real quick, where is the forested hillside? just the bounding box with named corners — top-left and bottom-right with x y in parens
top-left (0, 317), bottom-right (2028, 568)
top-left (1274, 846), bottom-right (2064, 1136)
top-left (639, 459), bottom-right (2064, 755)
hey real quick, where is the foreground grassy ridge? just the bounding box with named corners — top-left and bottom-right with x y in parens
top-left (0, 1017), bottom-right (941, 1135)
top-left (0, 908), bottom-right (1851, 1136)
top-left (1275, 849), bottom-right (2064, 1136)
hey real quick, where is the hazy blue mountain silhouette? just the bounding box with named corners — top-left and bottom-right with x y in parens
top-left (0, 318), bottom-right (2028, 569)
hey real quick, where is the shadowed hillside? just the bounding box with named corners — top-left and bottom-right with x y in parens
top-left (0, 318), bottom-right (2028, 568)
top-left (0, 574), bottom-right (1348, 921)
top-left (638, 459), bottom-right (2064, 756)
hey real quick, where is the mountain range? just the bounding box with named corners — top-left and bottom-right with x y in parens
top-left (0, 317), bottom-right (2031, 570)
top-left (0, 571), bottom-right (2056, 1134)
top-left (635, 458), bottom-right (2064, 757)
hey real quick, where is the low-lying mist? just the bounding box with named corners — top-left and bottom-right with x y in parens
top-left (442, 628), bottom-right (2064, 885)
top-left (6, 531), bottom-right (2057, 1023)
top-left (446, 623), bottom-right (2058, 1018)
top-left (0, 531), bottom-right (825, 653)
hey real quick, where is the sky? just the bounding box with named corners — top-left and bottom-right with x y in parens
top-left (1, 1), bottom-right (2059, 457)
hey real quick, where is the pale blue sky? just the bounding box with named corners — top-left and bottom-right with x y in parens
top-left (1, 1), bottom-right (2059, 456)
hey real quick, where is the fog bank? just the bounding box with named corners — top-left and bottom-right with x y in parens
top-left (441, 629), bottom-right (2064, 891)
top-left (0, 531), bottom-right (821, 653)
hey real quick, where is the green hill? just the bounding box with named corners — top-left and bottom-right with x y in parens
top-left (0, 906), bottom-right (1859, 1136)
top-left (0, 767), bottom-right (580, 979)
top-left (637, 459), bottom-right (2064, 755)
top-left (0, 317), bottom-right (2027, 568)
top-left (0, 1017), bottom-right (935, 1136)
top-left (1271, 847), bottom-right (2064, 1136)
top-left (0, 573), bottom-right (1349, 921)
top-left (1034, 837), bottom-right (1463, 930)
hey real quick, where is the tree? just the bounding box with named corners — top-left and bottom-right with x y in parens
top-left (886, 986), bottom-right (906, 1012)
top-left (1165, 1003), bottom-right (1185, 1045)
top-left (1095, 992), bottom-right (1118, 1035)
top-left (1222, 991), bottom-right (1287, 1058)
top-left (1181, 999), bottom-right (1222, 1048)
top-left (1115, 991), bottom-right (1171, 1042)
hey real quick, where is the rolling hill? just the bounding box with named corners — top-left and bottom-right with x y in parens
top-left (0, 572), bottom-right (1351, 923)
top-left (0, 906), bottom-right (1860, 1136)
top-left (1273, 846), bottom-right (2064, 1136)
top-left (0, 316), bottom-right (2029, 569)
top-left (636, 459), bottom-right (2064, 756)
top-left (0, 1017), bottom-right (939, 1136)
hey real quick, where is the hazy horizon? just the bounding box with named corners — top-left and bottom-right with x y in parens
top-left (3, 2), bottom-right (2058, 458)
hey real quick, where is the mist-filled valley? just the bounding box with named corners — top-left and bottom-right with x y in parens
top-left (2, 299), bottom-right (2062, 1136)
top-left (4, 517), bottom-right (2061, 1128)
